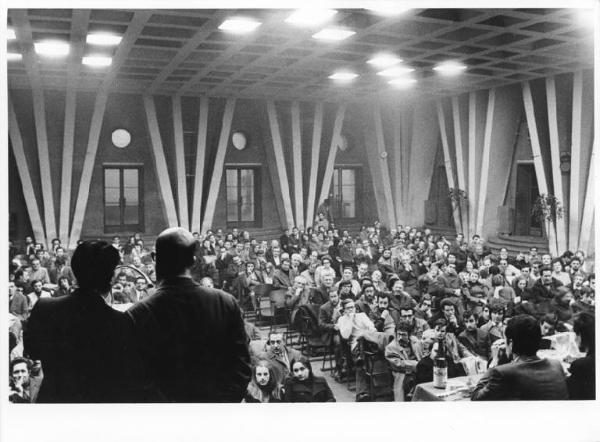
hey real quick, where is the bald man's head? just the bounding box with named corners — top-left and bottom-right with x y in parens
top-left (155, 227), bottom-right (198, 279)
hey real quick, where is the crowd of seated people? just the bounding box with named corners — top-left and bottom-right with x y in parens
top-left (7, 218), bottom-right (596, 402)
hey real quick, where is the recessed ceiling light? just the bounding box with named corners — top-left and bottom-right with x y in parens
top-left (82, 55), bottom-right (112, 67)
top-left (377, 66), bottom-right (415, 77)
top-left (7, 28), bottom-right (16, 40)
top-left (367, 3), bottom-right (411, 16)
top-left (218, 18), bottom-right (262, 34)
top-left (286, 9), bottom-right (337, 26)
top-left (312, 28), bottom-right (356, 41)
top-left (34, 40), bottom-right (70, 57)
top-left (367, 53), bottom-right (403, 68)
top-left (7, 52), bottom-right (22, 61)
top-left (329, 71), bottom-right (358, 81)
top-left (389, 77), bottom-right (417, 88)
top-left (86, 33), bottom-right (122, 46)
top-left (433, 61), bottom-right (467, 75)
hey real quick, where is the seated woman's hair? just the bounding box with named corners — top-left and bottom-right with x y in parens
top-left (247, 360), bottom-right (281, 401)
top-left (71, 240), bottom-right (120, 293)
top-left (290, 356), bottom-right (314, 380)
top-left (573, 312), bottom-right (595, 353)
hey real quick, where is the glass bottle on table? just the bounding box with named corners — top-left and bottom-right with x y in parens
top-left (433, 337), bottom-right (448, 389)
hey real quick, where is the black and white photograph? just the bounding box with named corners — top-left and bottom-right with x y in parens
top-left (3, 1), bottom-right (598, 440)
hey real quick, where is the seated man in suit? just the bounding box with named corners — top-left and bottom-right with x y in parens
top-left (471, 314), bottom-right (568, 400)
top-left (253, 332), bottom-right (302, 386)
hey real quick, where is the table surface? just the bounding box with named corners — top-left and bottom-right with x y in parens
top-left (412, 375), bottom-right (483, 402)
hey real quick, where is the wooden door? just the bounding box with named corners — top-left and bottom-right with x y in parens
top-left (514, 164), bottom-right (542, 236)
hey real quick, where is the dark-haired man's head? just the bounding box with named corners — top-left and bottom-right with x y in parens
top-left (155, 228), bottom-right (198, 280)
top-left (505, 315), bottom-right (541, 358)
top-left (71, 241), bottom-right (121, 293)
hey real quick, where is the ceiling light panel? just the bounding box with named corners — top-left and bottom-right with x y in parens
top-left (7, 52), bottom-right (22, 61)
top-left (82, 55), bottom-right (112, 67)
top-left (329, 71), bottom-right (358, 81)
top-left (86, 33), bottom-right (123, 46)
top-left (313, 28), bottom-right (356, 41)
top-left (433, 61), bottom-right (468, 75)
top-left (34, 40), bottom-right (70, 57)
top-left (218, 18), bottom-right (262, 34)
top-left (377, 66), bottom-right (415, 77)
top-left (7, 28), bottom-right (16, 39)
top-left (367, 53), bottom-right (403, 68)
top-left (286, 9), bottom-right (338, 26)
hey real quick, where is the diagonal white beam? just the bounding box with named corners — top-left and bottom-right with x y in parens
top-left (8, 96), bottom-right (47, 246)
top-left (191, 97), bottom-right (209, 234)
top-left (578, 138), bottom-right (595, 252)
top-left (291, 101), bottom-right (304, 229)
top-left (373, 106), bottom-right (397, 229)
top-left (305, 102), bottom-right (323, 229)
top-left (59, 9), bottom-right (90, 246)
top-left (452, 95), bottom-right (468, 235)
top-left (436, 99), bottom-right (461, 233)
top-left (318, 104), bottom-right (347, 209)
top-left (569, 71), bottom-right (583, 250)
top-left (172, 95), bottom-right (189, 231)
top-left (522, 81), bottom-right (557, 256)
top-left (545, 77), bottom-right (568, 254)
top-left (392, 106), bottom-right (404, 224)
top-left (201, 98), bottom-right (236, 233)
top-left (476, 88), bottom-right (496, 237)
top-left (143, 95), bottom-right (179, 229)
top-left (468, 92), bottom-right (478, 239)
top-left (266, 100), bottom-right (295, 229)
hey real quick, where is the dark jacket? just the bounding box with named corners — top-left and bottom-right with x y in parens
top-left (283, 376), bottom-right (335, 402)
top-left (471, 356), bottom-right (568, 400)
top-left (567, 354), bottom-right (595, 400)
top-left (24, 290), bottom-right (154, 403)
top-left (127, 276), bottom-right (251, 402)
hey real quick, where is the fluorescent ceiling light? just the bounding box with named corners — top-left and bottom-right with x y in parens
top-left (433, 61), bottom-right (467, 75)
top-left (7, 52), bottom-right (22, 61)
top-left (329, 71), bottom-right (358, 81)
top-left (218, 18), bottom-right (261, 34)
top-left (312, 28), bottom-right (355, 41)
top-left (83, 55), bottom-right (112, 67)
top-left (367, 3), bottom-right (411, 16)
top-left (377, 66), bottom-right (415, 77)
top-left (367, 53), bottom-right (402, 68)
top-left (34, 40), bottom-right (70, 57)
top-left (388, 77), bottom-right (417, 88)
top-left (286, 9), bottom-right (337, 26)
top-left (7, 28), bottom-right (16, 40)
top-left (86, 33), bottom-right (122, 46)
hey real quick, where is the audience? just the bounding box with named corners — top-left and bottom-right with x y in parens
top-left (7, 221), bottom-right (595, 402)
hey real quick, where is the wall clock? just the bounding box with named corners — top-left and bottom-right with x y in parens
top-left (112, 129), bottom-right (131, 148)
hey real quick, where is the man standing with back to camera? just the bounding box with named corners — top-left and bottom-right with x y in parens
top-left (128, 227), bottom-right (251, 402)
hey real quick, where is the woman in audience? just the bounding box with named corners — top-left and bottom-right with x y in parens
top-left (568, 312), bottom-right (595, 399)
top-left (244, 360), bottom-right (282, 403)
top-left (282, 357), bottom-right (335, 402)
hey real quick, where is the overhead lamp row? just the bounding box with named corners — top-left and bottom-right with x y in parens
top-left (7, 28), bottom-right (122, 66)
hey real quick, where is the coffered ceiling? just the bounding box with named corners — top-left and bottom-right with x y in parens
top-left (6, 7), bottom-right (595, 103)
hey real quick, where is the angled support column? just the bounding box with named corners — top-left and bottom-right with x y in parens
top-left (59, 9), bottom-right (89, 246)
top-left (372, 106), bottom-right (397, 229)
top-left (475, 89), bottom-right (496, 237)
top-left (522, 82), bottom-right (557, 256)
top-left (172, 95), bottom-right (189, 230)
top-left (452, 96), bottom-right (468, 236)
top-left (436, 99), bottom-right (461, 234)
top-left (545, 77), bottom-right (568, 254)
top-left (191, 97), bottom-right (209, 234)
top-left (400, 108), bottom-right (412, 214)
top-left (569, 71), bottom-right (584, 250)
top-left (266, 101), bottom-right (295, 229)
top-left (201, 98), bottom-right (236, 233)
top-left (392, 106), bottom-right (404, 225)
top-left (468, 92), bottom-right (478, 239)
top-left (305, 102), bottom-right (323, 228)
top-left (318, 104), bottom-right (346, 209)
top-left (142, 95), bottom-right (179, 230)
top-left (8, 96), bottom-right (47, 246)
top-left (291, 101), bottom-right (304, 229)
top-left (578, 139), bottom-right (595, 251)
top-left (68, 92), bottom-right (108, 249)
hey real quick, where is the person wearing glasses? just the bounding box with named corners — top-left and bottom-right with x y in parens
top-left (282, 356), bottom-right (335, 402)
